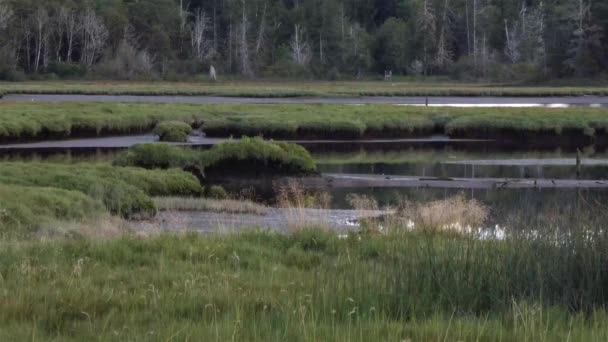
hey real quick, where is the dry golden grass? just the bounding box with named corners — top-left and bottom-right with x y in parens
top-left (395, 194), bottom-right (489, 233)
top-left (153, 197), bottom-right (269, 215)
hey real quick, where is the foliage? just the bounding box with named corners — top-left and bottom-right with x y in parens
top-left (206, 185), bottom-right (228, 200)
top-left (153, 121), bottom-right (193, 142)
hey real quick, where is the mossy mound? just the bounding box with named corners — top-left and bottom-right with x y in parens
top-left (114, 137), bottom-right (317, 177)
top-left (154, 121), bottom-right (193, 142)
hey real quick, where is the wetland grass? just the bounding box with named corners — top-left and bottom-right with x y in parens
top-left (2, 80), bottom-right (608, 97)
top-left (0, 226), bottom-right (607, 341)
top-left (1, 102), bottom-right (608, 143)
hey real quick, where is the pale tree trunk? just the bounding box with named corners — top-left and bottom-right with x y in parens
top-left (473, 0), bottom-right (477, 69)
top-left (239, 0), bottom-right (252, 77)
top-left (255, 2), bottom-right (267, 55)
top-left (0, 4), bottom-right (11, 30)
top-left (61, 8), bottom-right (77, 63)
top-left (290, 24), bottom-right (310, 65)
top-left (81, 8), bottom-right (108, 68)
top-left (34, 7), bottom-right (49, 72)
top-left (191, 9), bottom-right (211, 62)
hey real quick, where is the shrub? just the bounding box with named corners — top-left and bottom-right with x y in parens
top-left (48, 62), bottom-right (87, 79)
top-left (154, 121), bottom-right (193, 142)
top-left (206, 185), bottom-right (228, 199)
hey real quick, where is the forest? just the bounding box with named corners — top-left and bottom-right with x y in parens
top-left (0, 0), bottom-right (606, 82)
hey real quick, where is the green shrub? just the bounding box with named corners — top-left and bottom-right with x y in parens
top-left (206, 185), bottom-right (228, 199)
top-left (154, 121), bottom-right (193, 142)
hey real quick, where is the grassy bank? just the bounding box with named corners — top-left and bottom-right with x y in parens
top-left (0, 163), bottom-right (203, 221)
top-left (2, 80), bottom-right (608, 97)
top-left (114, 138), bottom-right (318, 176)
top-left (0, 228), bottom-right (607, 340)
top-left (1, 102), bottom-right (608, 143)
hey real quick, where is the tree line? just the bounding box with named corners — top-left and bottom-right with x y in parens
top-left (0, 0), bottom-right (606, 81)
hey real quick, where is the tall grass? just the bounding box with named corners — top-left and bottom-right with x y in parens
top-left (1, 102), bottom-right (608, 142)
top-left (0, 225), bottom-right (607, 340)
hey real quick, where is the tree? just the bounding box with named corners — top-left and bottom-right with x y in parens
top-left (191, 9), bottom-right (213, 63)
top-left (290, 24), bottom-right (310, 65)
top-left (81, 8), bottom-right (108, 68)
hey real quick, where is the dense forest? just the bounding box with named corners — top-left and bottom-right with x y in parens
top-left (0, 0), bottom-right (606, 81)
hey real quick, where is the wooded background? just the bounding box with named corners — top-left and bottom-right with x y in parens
top-left (0, 0), bottom-right (606, 81)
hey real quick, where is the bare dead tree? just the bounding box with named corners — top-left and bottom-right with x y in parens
top-left (255, 2), bottom-right (267, 55)
top-left (239, 0), bottom-right (252, 77)
top-left (0, 2), bottom-right (12, 30)
top-left (435, 0), bottom-right (453, 69)
top-left (417, 0), bottom-right (436, 75)
top-left (290, 24), bottom-right (310, 65)
top-left (179, 0), bottom-right (190, 33)
top-left (57, 7), bottom-right (78, 63)
top-left (191, 9), bottom-right (213, 63)
top-left (504, 19), bottom-right (520, 63)
top-left (81, 8), bottom-right (108, 68)
top-left (33, 7), bottom-right (50, 72)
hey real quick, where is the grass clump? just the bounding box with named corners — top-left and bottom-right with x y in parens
top-left (153, 121), bottom-right (193, 142)
top-left (115, 137), bottom-right (317, 177)
top-left (202, 137), bottom-right (317, 177)
top-left (1, 226), bottom-right (608, 340)
top-left (154, 197), bottom-right (268, 215)
top-left (0, 184), bottom-right (105, 236)
top-left (0, 163), bottom-right (203, 218)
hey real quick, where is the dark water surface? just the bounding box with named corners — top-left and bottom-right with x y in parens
top-left (2, 140), bottom-right (608, 226)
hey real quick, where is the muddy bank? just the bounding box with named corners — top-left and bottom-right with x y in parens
top-left (129, 208), bottom-right (387, 233)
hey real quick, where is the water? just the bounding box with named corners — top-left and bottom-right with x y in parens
top-left (2, 140), bottom-right (608, 229)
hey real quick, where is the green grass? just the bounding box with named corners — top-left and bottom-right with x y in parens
top-left (115, 137), bottom-right (318, 176)
top-left (2, 80), bottom-right (608, 97)
top-left (153, 121), bottom-right (193, 142)
top-left (0, 184), bottom-right (105, 236)
top-left (1, 102), bottom-right (608, 142)
top-left (0, 227), bottom-right (607, 340)
top-left (0, 163), bottom-right (203, 219)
